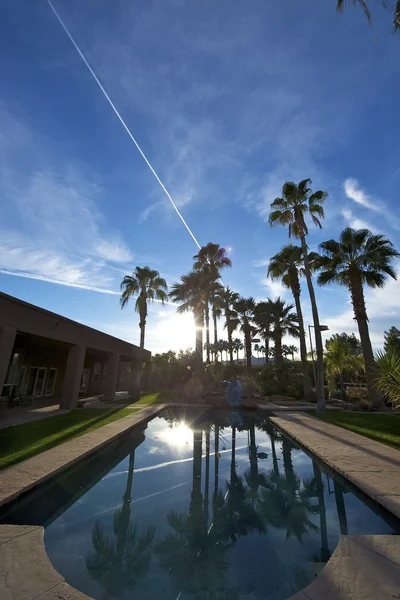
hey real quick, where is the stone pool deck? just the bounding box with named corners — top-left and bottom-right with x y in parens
top-left (270, 411), bottom-right (400, 519)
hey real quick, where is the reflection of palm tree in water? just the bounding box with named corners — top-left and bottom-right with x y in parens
top-left (334, 480), bottom-right (348, 535)
top-left (245, 421), bottom-right (268, 510)
top-left (312, 461), bottom-right (331, 562)
top-left (87, 448), bottom-right (155, 597)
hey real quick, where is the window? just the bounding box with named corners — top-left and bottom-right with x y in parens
top-left (45, 369), bottom-right (57, 396)
top-left (102, 363), bottom-right (107, 382)
top-left (92, 362), bottom-right (101, 383)
top-left (33, 368), bottom-right (47, 397)
top-left (2, 349), bottom-right (25, 397)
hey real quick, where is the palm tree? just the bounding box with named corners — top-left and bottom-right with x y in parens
top-left (169, 271), bottom-right (207, 368)
top-left (269, 178), bottom-right (328, 413)
top-left (316, 227), bottom-right (399, 407)
top-left (287, 344), bottom-right (298, 361)
top-left (254, 343), bottom-right (260, 359)
top-left (268, 245), bottom-right (312, 399)
top-left (232, 338), bottom-right (244, 363)
top-left (193, 244), bottom-right (232, 363)
top-left (253, 300), bottom-right (273, 362)
top-left (215, 286), bottom-right (240, 365)
top-left (374, 350), bottom-right (400, 409)
top-left (232, 297), bottom-right (256, 372)
top-left (270, 298), bottom-right (300, 364)
top-left (259, 345), bottom-right (266, 363)
top-left (120, 266), bottom-right (168, 349)
top-left (324, 335), bottom-right (363, 400)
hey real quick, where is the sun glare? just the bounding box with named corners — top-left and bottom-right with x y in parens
top-left (157, 311), bottom-right (196, 351)
top-left (160, 421), bottom-right (193, 449)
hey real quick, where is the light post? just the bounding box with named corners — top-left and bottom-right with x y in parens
top-left (308, 324), bottom-right (329, 388)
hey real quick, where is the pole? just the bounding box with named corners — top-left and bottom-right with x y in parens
top-left (309, 325), bottom-right (317, 388)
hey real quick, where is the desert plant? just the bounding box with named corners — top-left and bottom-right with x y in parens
top-left (374, 351), bottom-right (400, 409)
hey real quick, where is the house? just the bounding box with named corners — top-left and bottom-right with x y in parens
top-left (0, 292), bottom-right (150, 410)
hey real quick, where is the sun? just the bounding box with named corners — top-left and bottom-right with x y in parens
top-left (156, 311), bottom-right (196, 352)
top-left (160, 421), bottom-right (193, 449)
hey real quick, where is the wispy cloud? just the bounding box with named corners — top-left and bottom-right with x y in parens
top-left (343, 178), bottom-right (400, 231)
top-left (261, 277), bottom-right (288, 299)
top-left (251, 259), bottom-right (270, 268)
top-left (340, 208), bottom-right (377, 232)
top-left (344, 178), bottom-right (378, 211)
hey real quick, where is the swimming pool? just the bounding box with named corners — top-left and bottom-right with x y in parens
top-left (1, 408), bottom-right (399, 600)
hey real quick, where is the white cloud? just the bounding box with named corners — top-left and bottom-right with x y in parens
top-left (261, 277), bottom-right (288, 299)
top-left (340, 208), bottom-right (377, 232)
top-left (344, 178), bottom-right (378, 211)
top-left (0, 109), bottom-right (134, 294)
top-left (251, 259), bottom-right (270, 268)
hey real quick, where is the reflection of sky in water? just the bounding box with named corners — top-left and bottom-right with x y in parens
top-left (42, 412), bottom-right (398, 600)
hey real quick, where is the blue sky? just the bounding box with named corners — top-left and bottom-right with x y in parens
top-left (0, 0), bottom-right (399, 353)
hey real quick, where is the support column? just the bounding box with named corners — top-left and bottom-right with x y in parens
top-left (143, 360), bottom-right (152, 391)
top-left (0, 327), bottom-right (17, 396)
top-left (60, 344), bottom-right (86, 410)
top-left (103, 353), bottom-right (120, 402)
top-left (129, 359), bottom-right (142, 402)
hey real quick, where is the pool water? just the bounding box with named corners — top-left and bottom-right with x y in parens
top-left (2, 409), bottom-right (399, 600)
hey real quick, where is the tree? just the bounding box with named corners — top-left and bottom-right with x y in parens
top-left (384, 326), bottom-right (400, 356)
top-left (324, 336), bottom-right (363, 399)
top-left (120, 266), bottom-right (168, 350)
top-left (215, 287), bottom-right (240, 365)
top-left (270, 298), bottom-right (300, 365)
top-left (193, 243), bottom-right (232, 363)
top-left (287, 344), bottom-right (298, 361)
top-left (232, 297), bottom-right (256, 372)
top-left (269, 178), bottom-right (328, 413)
top-left (253, 300), bottom-right (274, 362)
top-left (316, 227), bottom-right (399, 407)
top-left (268, 244), bottom-right (312, 399)
top-left (232, 338), bottom-right (244, 363)
top-left (169, 271), bottom-right (208, 369)
top-left (326, 333), bottom-right (362, 356)
top-left (254, 343), bottom-right (260, 359)
top-left (259, 345), bottom-right (266, 363)
top-left (336, 0), bottom-right (400, 34)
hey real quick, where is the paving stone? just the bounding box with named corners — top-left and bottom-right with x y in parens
top-left (0, 525), bottom-right (39, 545)
top-left (289, 536), bottom-right (400, 600)
top-left (36, 582), bottom-right (92, 600)
top-left (0, 527), bottom-right (63, 600)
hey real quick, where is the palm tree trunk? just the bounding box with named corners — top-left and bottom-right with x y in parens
top-left (249, 423), bottom-right (258, 479)
top-left (213, 309), bottom-right (218, 347)
top-left (245, 330), bottom-right (252, 372)
top-left (300, 234), bottom-right (325, 413)
top-left (313, 461), bottom-right (330, 562)
top-left (236, 349), bottom-right (239, 362)
top-left (205, 302), bottom-right (210, 363)
top-left (292, 287), bottom-right (312, 401)
top-left (265, 338), bottom-right (269, 364)
top-left (275, 330), bottom-right (283, 364)
top-left (349, 276), bottom-right (384, 409)
top-left (195, 311), bottom-right (204, 369)
top-left (339, 373), bottom-right (346, 401)
top-left (334, 480), bottom-right (348, 535)
top-left (270, 434), bottom-right (279, 475)
top-left (193, 430), bottom-right (203, 497)
top-left (123, 449), bottom-right (135, 504)
top-left (227, 315), bottom-right (234, 366)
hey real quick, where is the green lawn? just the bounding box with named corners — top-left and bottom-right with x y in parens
top-left (0, 391), bottom-right (169, 471)
top-left (315, 412), bottom-right (400, 451)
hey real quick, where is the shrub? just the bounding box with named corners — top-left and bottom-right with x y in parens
top-left (374, 351), bottom-right (400, 409)
top-left (255, 362), bottom-right (304, 399)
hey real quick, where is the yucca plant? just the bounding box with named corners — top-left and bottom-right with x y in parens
top-left (374, 351), bottom-right (400, 409)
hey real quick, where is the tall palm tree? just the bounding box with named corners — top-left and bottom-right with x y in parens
top-left (232, 297), bottom-right (256, 372)
top-left (232, 338), bottom-right (244, 363)
top-left (268, 245), bottom-right (312, 399)
top-left (269, 178), bottom-right (328, 413)
top-left (287, 344), bottom-right (298, 361)
top-left (253, 300), bottom-right (273, 361)
top-left (254, 343), bottom-right (260, 359)
top-left (169, 271), bottom-right (207, 368)
top-left (215, 286), bottom-right (240, 365)
top-left (270, 298), bottom-right (300, 364)
top-left (316, 227), bottom-right (399, 407)
top-left (324, 336), bottom-right (363, 400)
top-left (120, 266), bottom-right (168, 349)
top-left (259, 345), bottom-right (266, 363)
top-left (193, 243), bottom-right (232, 363)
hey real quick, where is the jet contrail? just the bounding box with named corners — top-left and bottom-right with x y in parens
top-left (45, 0), bottom-right (201, 250)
